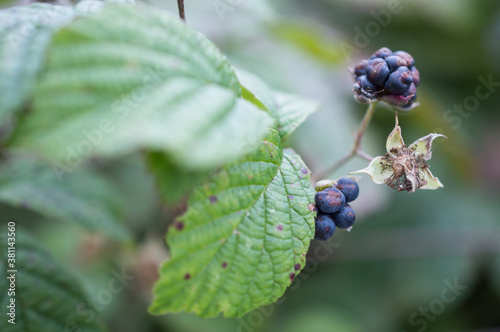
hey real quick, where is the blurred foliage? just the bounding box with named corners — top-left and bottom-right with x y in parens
top-left (1, 0), bottom-right (500, 331)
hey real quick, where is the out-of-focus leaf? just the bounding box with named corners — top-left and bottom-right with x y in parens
top-left (145, 152), bottom-right (207, 205)
top-left (268, 21), bottom-right (345, 65)
top-left (238, 69), bottom-right (318, 140)
top-left (0, 4), bottom-right (73, 140)
top-left (150, 129), bottom-right (316, 318)
top-left (8, 4), bottom-right (273, 171)
top-left (0, 155), bottom-right (130, 240)
top-left (0, 231), bottom-right (105, 332)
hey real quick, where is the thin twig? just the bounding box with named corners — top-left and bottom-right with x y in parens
top-left (177, 0), bottom-right (185, 21)
top-left (356, 150), bottom-right (374, 162)
top-left (313, 102), bottom-right (378, 181)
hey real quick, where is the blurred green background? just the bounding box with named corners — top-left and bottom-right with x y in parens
top-left (3, 0), bottom-right (500, 331)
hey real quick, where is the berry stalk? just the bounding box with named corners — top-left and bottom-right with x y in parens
top-left (314, 101), bottom-right (377, 181)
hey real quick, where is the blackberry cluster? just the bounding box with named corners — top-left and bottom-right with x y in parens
top-left (314, 177), bottom-right (360, 241)
top-left (352, 47), bottom-right (420, 110)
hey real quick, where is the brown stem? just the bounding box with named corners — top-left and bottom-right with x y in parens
top-left (313, 102), bottom-right (378, 182)
top-left (177, 0), bottom-right (185, 21)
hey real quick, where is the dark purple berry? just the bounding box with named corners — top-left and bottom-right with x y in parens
top-left (356, 75), bottom-right (378, 94)
top-left (411, 67), bottom-right (420, 86)
top-left (393, 51), bottom-right (414, 68)
top-left (354, 59), bottom-right (369, 76)
top-left (314, 213), bottom-right (336, 241)
top-left (366, 58), bottom-right (390, 87)
top-left (384, 66), bottom-right (413, 95)
top-left (384, 55), bottom-right (407, 72)
top-left (400, 83), bottom-right (417, 108)
top-left (370, 47), bottom-right (392, 59)
top-left (315, 187), bottom-right (346, 214)
top-left (335, 177), bottom-right (359, 202)
top-left (333, 204), bottom-right (356, 229)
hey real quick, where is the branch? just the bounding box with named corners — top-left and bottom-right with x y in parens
top-left (177, 0), bottom-right (185, 21)
top-left (313, 102), bottom-right (378, 182)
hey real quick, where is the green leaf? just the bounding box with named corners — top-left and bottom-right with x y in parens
top-left (0, 231), bottom-right (105, 332)
top-left (0, 155), bottom-right (130, 241)
top-left (237, 69), bottom-right (318, 140)
top-left (0, 4), bottom-right (74, 139)
top-left (8, 4), bottom-right (273, 171)
top-left (145, 152), bottom-right (207, 205)
top-left (149, 129), bottom-right (316, 318)
top-left (272, 92), bottom-right (319, 141)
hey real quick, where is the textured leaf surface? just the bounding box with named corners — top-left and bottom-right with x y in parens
top-left (9, 4), bottom-right (272, 171)
top-left (0, 232), bottom-right (104, 332)
top-left (0, 155), bottom-right (130, 240)
top-left (0, 4), bottom-right (73, 138)
top-left (150, 129), bottom-right (316, 317)
top-left (238, 70), bottom-right (318, 140)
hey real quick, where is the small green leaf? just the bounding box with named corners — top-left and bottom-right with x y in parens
top-left (238, 69), bottom-right (318, 140)
top-left (150, 129), bottom-right (316, 318)
top-left (9, 4), bottom-right (272, 171)
top-left (272, 92), bottom-right (319, 140)
top-left (0, 4), bottom-right (73, 139)
top-left (0, 231), bottom-right (105, 332)
top-left (0, 155), bottom-right (130, 240)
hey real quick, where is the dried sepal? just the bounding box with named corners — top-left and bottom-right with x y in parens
top-left (351, 121), bottom-right (444, 192)
top-left (409, 133), bottom-right (447, 160)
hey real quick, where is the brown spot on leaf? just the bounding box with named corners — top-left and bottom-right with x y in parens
top-left (209, 195), bottom-right (218, 203)
top-left (276, 224), bottom-right (283, 231)
top-left (287, 195), bottom-right (294, 200)
top-left (174, 222), bottom-right (184, 230)
top-left (290, 273), bottom-right (295, 280)
top-left (222, 262), bottom-right (228, 268)
top-left (184, 273), bottom-right (190, 280)
top-left (300, 167), bottom-right (308, 174)
top-left (294, 263), bottom-right (301, 271)
top-left (308, 204), bottom-right (317, 212)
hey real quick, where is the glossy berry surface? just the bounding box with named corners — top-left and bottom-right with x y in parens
top-left (314, 213), bottom-right (336, 241)
top-left (366, 58), bottom-right (390, 87)
top-left (315, 187), bottom-right (346, 214)
top-left (352, 47), bottom-right (420, 109)
top-left (385, 66), bottom-right (413, 95)
top-left (333, 204), bottom-right (356, 229)
top-left (335, 177), bottom-right (360, 202)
